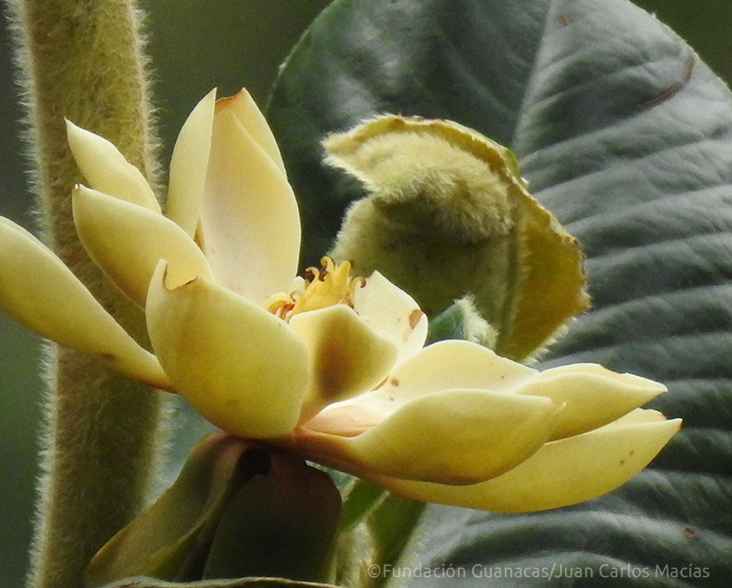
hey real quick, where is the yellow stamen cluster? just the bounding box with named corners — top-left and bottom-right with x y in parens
top-left (266, 258), bottom-right (364, 320)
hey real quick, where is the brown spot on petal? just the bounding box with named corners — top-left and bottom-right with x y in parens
top-left (389, 377), bottom-right (400, 387)
top-left (684, 527), bottom-right (695, 538)
top-left (409, 309), bottom-right (424, 329)
top-left (98, 352), bottom-right (116, 362)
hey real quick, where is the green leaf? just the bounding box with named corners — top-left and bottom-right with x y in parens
top-left (339, 479), bottom-right (387, 534)
top-left (268, 0), bottom-right (732, 585)
top-left (86, 435), bottom-right (341, 586)
top-left (85, 434), bottom-right (268, 585)
top-left (425, 303), bottom-right (471, 345)
top-left (335, 481), bottom-right (424, 588)
top-left (359, 494), bottom-right (425, 588)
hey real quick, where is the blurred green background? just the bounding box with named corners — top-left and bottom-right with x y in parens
top-left (0, 1), bottom-right (728, 586)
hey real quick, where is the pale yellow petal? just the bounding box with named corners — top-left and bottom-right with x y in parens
top-left (73, 186), bottom-right (215, 306)
top-left (199, 105), bottom-right (300, 302)
top-left (219, 89), bottom-right (286, 174)
top-left (374, 339), bottom-right (536, 401)
top-left (146, 262), bottom-right (309, 438)
top-left (514, 363), bottom-right (667, 439)
top-left (369, 411), bottom-right (681, 511)
top-left (353, 271), bottom-right (428, 364)
top-left (0, 218), bottom-right (169, 388)
top-left (166, 89), bottom-right (216, 236)
top-left (299, 389), bottom-right (560, 484)
top-left (289, 304), bottom-right (398, 421)
top-left (302, 339), bottom-right (537, 436)
top-left (299, 395), bottom-right (386, 437)
top-left (65, 121), bottom-right (160, 212)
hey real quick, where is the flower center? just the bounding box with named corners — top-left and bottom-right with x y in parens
top-left (266, 257), bottom-right (363, 321)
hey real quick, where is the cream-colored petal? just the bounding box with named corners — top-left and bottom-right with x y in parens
top-left (73, 186), bottom-right (215, 306)
top-left (298, 389), bottom-right (560, 484)
top-left (302, 339), bottom-right (537, 435)
top-left (219, 89), bottom-right (286, 174)
top-left (353, 271), bottom-right (428, 364)
top-left (299, 393), bottom-right (387, 437)
top-left (0, 218), bottom-right (169, 388)
top-left (369, 411), bottom-right (681, 512)
top-left (166, 89), bottom-right (216, 236)
top-left (199, 105), bottom-right (300, 302)
top-left (514, 363), bottom-right (667, 439)
top-left (289, 305), bottom-right (398, 422)
top-left (375, 339), bottom-right (536, 401)
top-left (146, 262), bottom-right (309, 438)
top-left (66, 121), bottom-right (160, 212)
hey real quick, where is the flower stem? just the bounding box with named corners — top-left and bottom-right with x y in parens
top-left (5, 1), bottom-right (168, 587)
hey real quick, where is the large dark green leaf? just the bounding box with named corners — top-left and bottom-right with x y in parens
top-left (267, 0), bottom-right (732, 585)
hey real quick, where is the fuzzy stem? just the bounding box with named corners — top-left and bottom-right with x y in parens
top-left (5, 1), bottom-right (168, 587)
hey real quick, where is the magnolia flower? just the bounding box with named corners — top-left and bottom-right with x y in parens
top-left (0, 90), bottom-right (680, 512)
